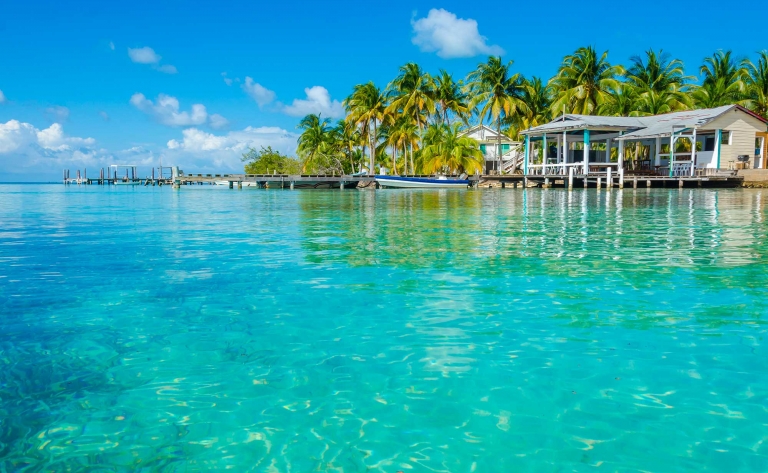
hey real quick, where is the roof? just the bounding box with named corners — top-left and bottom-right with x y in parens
top-left (521, 105), bottom-right (768, 139)
top-left (520, 114), bottom-right (646, 135)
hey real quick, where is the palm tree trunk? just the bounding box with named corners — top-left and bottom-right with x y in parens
top-left (370, 119), bottom-right (377, 174)
top-left (497, 117), bottom-right (502, 174)
top-left (392, 144), bottom-right (396, 174)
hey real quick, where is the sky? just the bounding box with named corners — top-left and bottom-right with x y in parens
top-left (1, 0), bottom-right (766, 181)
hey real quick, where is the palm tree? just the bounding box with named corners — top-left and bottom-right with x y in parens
top-left (344, 82), bottom-right (387, 174)
top-left (745, 51), bottom-right (768, 118)
top-left (420, 123), bottom-right (483, 174)
top-left (510, 76), bottom-right (552, 136)
top-left (467, 56), bottom-right (525, 173)
top-left (600, 83), bottom-right (637, 116)
top-left (386, 63), bottom-right (436, 171)
top-left (549, 46), bottom-right (623, 116)
top-left (434, 70), bottom-right (470, 125)
top-left (624, 49), bottom-right (691, 112)
top-left (297, 114), bottom-right (331, 172)
top-left (334, 119), bottom-right (361, 173)
top-left (691, 50), bottom-right (747, 108)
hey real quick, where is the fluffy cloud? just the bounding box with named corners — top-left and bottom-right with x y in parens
top-left (0, 120), bottom-right (106, 178)
top-left (411, 9), bottom-right (504, 58)
top-left (166, 126), bottom-right (297, 171)
top-left (109, 41), bottom-right (115, 51)
top-left (281, 86), bottom-right (345, 118)
top-left (242, 77), bottom-right (276, 107)
top-left (222, 72), bottom-right (233, 86)
top-left (128, 46), bottom-right (161, 64)
top-left (0, 90), bottom-right (6, 103)
top-left (209, 114), bottom-right (229, 130)
top-left (127, 46), bottom-right (177, 74)
top-left (130, 93), bottom-right (208, 127)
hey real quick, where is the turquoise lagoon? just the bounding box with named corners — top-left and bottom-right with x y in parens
top-left (1, 184), bottom-right (767, 472)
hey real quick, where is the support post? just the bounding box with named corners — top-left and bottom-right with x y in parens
top-left (606, 138), bottom-right (612, 164)
top-left (633, 176), bottom-right (638, 189)
top-left (691, 128), bottom-right (697, 177)
top-left (647, 179), bottom-right (651, 188)
top-left (679, 179), bottom-right (684, 188)
top-left (607, 167), bottom-right (612, 188)
top-left (290, 181), bottom-right (295, 190)
top-left (523, 135), bottom-right (530, 175)
top-left (568, 167), bottom-right (574, 190)
top-left (597, 177), bottom-right (602, 189)
top-left (237, 181), bottom-right (242, 189)
top-left (619, 168), bottom-right (624, 189)
top-left (583, 129), bottom-right (590, 175)
top-left (618, 139), bottom-right (625, 172)
top-left (544, 177), bottom-right (550, 187)
top-left (542, 133), bottom-right (548, 168)
top-left (655, 137), bottom-right (661, 169)
top-left (715, 129), bottom-right (722, 169)
top-left (341, 182), bottom-right (345, 190)
top-left (229, 181), bottom-right (233, 189)
top-left (669, 131), bottom-right (676, 177)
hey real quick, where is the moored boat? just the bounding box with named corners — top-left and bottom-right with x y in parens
top-left (375, 175), bottom-right (469, 189)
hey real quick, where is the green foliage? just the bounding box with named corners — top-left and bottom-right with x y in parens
top-left (300, 48), bottom-right (768, 178)
top-left (242, 146), bottom-right (301, 175)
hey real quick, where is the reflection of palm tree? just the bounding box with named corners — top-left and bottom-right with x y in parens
top-left (692, 50), bottom-right (747, 107)
top-left (345, 82), bottom-right (387, 174)
top-left (550, 46), bottom-right (623, 115)
top-left (467, 56), bottom-right (525, 173)
top-left (745, 51), bottom-right (768, 118)
top-left (420, 124), bottom-right (483, 174)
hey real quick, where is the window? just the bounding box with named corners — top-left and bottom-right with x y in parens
top-left (480, 144), bottom-right (487, 154)
top-left (704, 136), bottom-right (715, 152)
top-left (721, 131), bottom-right (731, 146)
top-left (501, 144), bottom-right (510, 152)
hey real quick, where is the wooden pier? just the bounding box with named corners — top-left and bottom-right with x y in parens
top-left (480, 173), bottom-right (742, 189)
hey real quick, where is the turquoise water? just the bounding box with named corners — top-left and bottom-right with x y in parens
top-left (1, 184), bottom-right (767, 472)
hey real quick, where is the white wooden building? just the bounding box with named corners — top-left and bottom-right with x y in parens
top-left (520, 105), bottom-right (768, 178)
top-left (460, 125), bottom-right (523, 174)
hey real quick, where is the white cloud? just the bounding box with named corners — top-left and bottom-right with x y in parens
top-left (222, 72), bottom-right (233, 86)
top-left (242, 77), bottom-right (276, 107)
top-left (0, 120), bottom-right (105, 178)
top-left (130, 93), bottom-right (208, 127)
top-left (109, 41), bottom-right (115, 51)
top-left (411, 9), bottom-right (505, 58)
top-left (0, 89), bottom-right (5, 103)
top-left (127, 46), bottom-right (177, 74)
top-left (128, 46), bottom-right (161, 64)
top-left (209, 114), bottom-right (229, 130)
top-left (157, 64), bottom-right (178, 74)
top-left (99, 111), bottom-right (110, 121)
top-left (281, 86), bottom-right (345, 118)
top-left (166, 126), bottom-right (297, 171)
top-left (45, 106), bottom-right (70, 122)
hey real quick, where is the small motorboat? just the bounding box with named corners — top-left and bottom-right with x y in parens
top-left (375, 174), bottom-right (469, 189)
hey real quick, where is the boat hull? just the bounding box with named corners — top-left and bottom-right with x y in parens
top-left (375, 176), bottom-right (469, 189)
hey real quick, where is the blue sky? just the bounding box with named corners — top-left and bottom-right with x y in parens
top-left (1, 0), bottom-right (765, 181)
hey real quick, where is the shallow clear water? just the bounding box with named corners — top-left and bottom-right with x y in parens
top-left (1, 184), bottom-right (767, 472)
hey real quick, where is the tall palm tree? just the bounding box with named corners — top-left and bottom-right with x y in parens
top-left (549, 46), bottom-right (623, 116)
top-left (745, 51), bottom-right (768, 118)
top-left (344, 82), bottom-right (387, 174)
top-left (434, 70), bottom-right (470, 125)
top-left (386, 63), bottom-right (436, 165)
top-left (600, 83), bottom-right (637, 116)
top-left (467, 56), bottom-right (525, 172)
top-left (692, 50), bottom-right (747, 108)
top-left (420, 123), bottom-right (483, 174)
top-left (624, 49), bottom-right (691, 111)
top-left (297, 114), bottom-right (331, 172)
top-left (511, 76), bottom-right (552, 135)
top-left (334, 119), bottom-right (361, 173)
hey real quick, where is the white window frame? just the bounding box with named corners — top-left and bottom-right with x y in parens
top-left (721, 130), bottom-right (732, 146)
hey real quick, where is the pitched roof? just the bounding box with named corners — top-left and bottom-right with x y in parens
top-left (521, 105), bottom-right (768, 139)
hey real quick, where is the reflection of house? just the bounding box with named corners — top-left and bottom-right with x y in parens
top-left (520, 105), bottom-right (768, 177)
top-left (460, 125), bottom-right (523, 174)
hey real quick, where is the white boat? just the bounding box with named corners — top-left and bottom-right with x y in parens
top-left (214, 181), bottom-right (261, 187)
top-left (375, 175), bottom-right (469, 189)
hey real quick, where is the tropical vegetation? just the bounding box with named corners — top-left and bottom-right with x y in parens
top-left (249, 48), bottom-right (768, 175)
